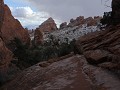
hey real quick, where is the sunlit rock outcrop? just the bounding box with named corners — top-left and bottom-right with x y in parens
top-left (76, 25), bottom-right (120, 70)
top-left (34, 17), bottom-right (58, 45)
top-left (1, 4), bottom-right (30, 46)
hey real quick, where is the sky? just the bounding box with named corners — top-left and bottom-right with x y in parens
top-left (4, 0), bottom-right (112, 29)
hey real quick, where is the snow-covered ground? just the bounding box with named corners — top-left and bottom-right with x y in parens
top-left (43, 24), bottom-right (102, 44)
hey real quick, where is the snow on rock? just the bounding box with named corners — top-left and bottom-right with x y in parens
top-left (43, 24), bottom-right (102, 44)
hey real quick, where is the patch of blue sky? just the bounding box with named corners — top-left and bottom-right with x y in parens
top-left (4, 0), bottom-right (37, 11)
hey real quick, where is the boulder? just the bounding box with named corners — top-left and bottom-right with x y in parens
top-left (84, 50), bottom-right (110, 64)
top-left (98, 62), bottom-right (120, 70)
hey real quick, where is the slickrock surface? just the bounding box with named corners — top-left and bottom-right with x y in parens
top-left (77, 55), bottom-right (120, 90)
top-left (1, 55), bottom-right (120, 90)
top-left (1, 55), bottom-right (92, 90)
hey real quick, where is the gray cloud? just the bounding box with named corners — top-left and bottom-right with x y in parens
top-left (10, 6), bottom-right (52, 29)
top-left (25, 0), bottom-right (112, 22)
top-left (7, 0), bottom-right (112, 29)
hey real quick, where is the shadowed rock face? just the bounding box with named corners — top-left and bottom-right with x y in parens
top-left (59, 22), bottom-right (67, 29)
top-left (0, 38), bottom-right (13, 84)
top-left (34, 28), bottom-right (43, 45)
top-left (0, 38), bottom-right (12, 67)
top-left (0, 0), bottom-right (4, 39)
top-left (112, 0), bottom-right (120, 19)
top-left (0, 0), bottom-right (30, 84)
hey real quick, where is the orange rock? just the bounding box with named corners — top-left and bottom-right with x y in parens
top-left (76, 25), bottom-right (120, 69)
top-left (37, 17), bottom-right (57, 33)
top-left (68, 16), bottom-right (101, 27)
top-left (68, 16), bottom-right (85, 27)
top-left (0, 0), bottom-right (30, 84)
top-left (34, 17), bottom-right (57, 45)
top-left (1, 4), bottom-right (30, 46)
top-left (85, 17), bottom-right (94, 26)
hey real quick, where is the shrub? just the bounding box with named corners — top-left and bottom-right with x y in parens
top-left (100, 12), bottom-right (112, 26)
top-left (12, 38), bottom-right (76, 69)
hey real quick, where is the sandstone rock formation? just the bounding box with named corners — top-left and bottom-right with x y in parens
top-left (1, 54), bottom-right (120, 90)
top-left (36, 17), bottom-right (57, 33)
top-left (85, 16), bottom-right (102, 26)
top-left (68, 16), bottom-right (102, 27)
top-left (76, 25), bottom-right (120, 70)
top-left (0, 0), bottom-right (4, 38)
top-left (0, 0), bottom-right (30, 84)
top-left (1, 4), bottom-right (30, 46)
top-left (0, 38), bottom-right (13, 84)
top-left (34, 17), bottom-right (57, 45)
top-left (0, 55), bottom-right (97, 90)
top-left (68, 16), bottom-right (85, 27)
top-left (34, 28), bottom-right (43, 45)
top-left (1, 0), bottom-right (120, 89)
top-left (84, 49), bottom-right (110, 64)
top-left (59, 22), bottom-right (67, 29)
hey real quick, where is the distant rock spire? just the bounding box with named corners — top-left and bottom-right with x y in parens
top-left (34, 17), bottom-right (58, 45)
